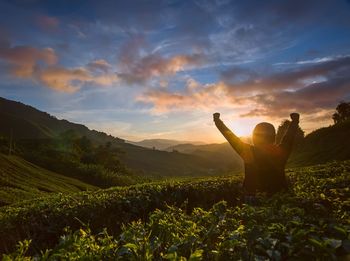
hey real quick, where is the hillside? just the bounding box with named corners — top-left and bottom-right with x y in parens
top-left (0, 97), bottom-right (231, 176)
top-left (166, 142), bottom-right (244, 172)
top-left (0, 154), bottom-right (97, 206)
top-left (165, 121), bottom-right (350, 169)
top-left (119, 143), bottom-right (230, 175)
top-left (289, 120), bottom-right (350, 166)
top-left (1, 161), bottom-right (349, 258)
top-left (0, 97), bottom-right (124, 143)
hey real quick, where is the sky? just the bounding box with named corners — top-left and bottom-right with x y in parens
top-left (0, 0), bottom-right (350, 143)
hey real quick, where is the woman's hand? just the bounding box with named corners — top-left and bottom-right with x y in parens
top-left (213, 112), bottom-right (220, 121)
top-left (290, 113), bottom-right (300, 123)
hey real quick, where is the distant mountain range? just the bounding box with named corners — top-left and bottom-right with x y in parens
top-left (130, 121), bottom-right (350, 169)
top-left (128, 139), bottom-right (206, 150)
top-left (0, 97), bottom-right (242, 175)
top-left (166, 142), bottom-right (244, 171)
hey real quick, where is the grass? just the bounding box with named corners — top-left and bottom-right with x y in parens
top-left (0, 154), bottom-right (97, 206)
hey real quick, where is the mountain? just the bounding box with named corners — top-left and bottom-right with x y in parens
top-left (3, 96), bottom-right (347, 177)
top-left (288, 120), bottom-right (350, 166)
top-left (128, 139), bottom-right (205, 150)
top-left (166, 142), bottom-right (244, 172)
top-left (0, 97), bottom-right (124, 143)
top-left (0, 154), bottom-right (97, 206)
top-left (0, 97), bottom-right (238, 176)
top-left (166, 121), bottom-right (350, 170)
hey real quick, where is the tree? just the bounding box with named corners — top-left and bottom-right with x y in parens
top-left (58, 130), bottom-right (79, 152)
top-left (332, 101), bottom-right (350, 124)
top-left (78, 136), bottom-right (92, 152)
top-left (276, 120), bottom-right (304, 146)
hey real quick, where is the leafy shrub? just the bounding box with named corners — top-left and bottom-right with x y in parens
top-left (5, 199), bottom-right (350, 260)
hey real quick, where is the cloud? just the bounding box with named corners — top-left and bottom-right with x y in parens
top-left (87, 59), bottom-right (111, 73)
top-left (241, 75), bottom-right (350, 118)
top-left (0, 37), bottom-right (205, 92)
top-left (221, 55), bottom-right (350, 94)
top-left (34, 66), bottom-right (89, 92)
top-left (137, 79), bottom-right (236, 113)
top-left (139, 55), bottom-right (350, 119)
top-left (0, 43), bottom-right (119, 92)
top-left (273, 56), bottom-right (342, 66)
top-left (119, 53), bottom-right (205, 84)
top-left (0, 44), bottom-right (57, 77)
top-left (34, 66), bottom-right (119, 92)
top-left (117, 36), bottom-right (206, 84)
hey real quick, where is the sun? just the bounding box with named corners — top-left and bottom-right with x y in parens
top-left (224, 117), bottom-right (263, 138)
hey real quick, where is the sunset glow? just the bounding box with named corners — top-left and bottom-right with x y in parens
top-left (1, 0), bottom-right (350, 143)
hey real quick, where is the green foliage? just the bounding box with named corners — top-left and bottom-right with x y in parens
top-left (332, 101), bottom-right (350, 124)
top-left (288, 120), bottom-right (350, 167)
top-left (15, 133), bottom-right (139, 188)
top-left (276, 120), bottom-right (304, 146)
top-left (0, 154), bottom-right (97, 206)
top-left (0, 174), bottom-right (242, 253)
top-left (1, 161), bottom-right (350, 259)
top-left (5, 196), bottom-right (350, 259)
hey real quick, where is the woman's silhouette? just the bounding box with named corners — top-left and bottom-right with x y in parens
top-left (213, 112), bottom-right (300, 195)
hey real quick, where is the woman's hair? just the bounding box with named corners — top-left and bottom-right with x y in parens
top-left (252, 122), bottom-right (276, 145)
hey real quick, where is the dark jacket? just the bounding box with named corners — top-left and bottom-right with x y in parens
top-left (215, 119), bottom-right (298, 195)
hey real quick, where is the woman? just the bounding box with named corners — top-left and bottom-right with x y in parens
top-left (213, 112), bottom-right (300, 195)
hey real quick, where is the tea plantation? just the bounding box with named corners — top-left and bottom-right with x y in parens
top-left (1, 161), bottom-right (350, 260)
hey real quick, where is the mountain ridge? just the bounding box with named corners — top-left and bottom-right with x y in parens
top-left (128, 138), bottom-right (206, 150)
top-left (0, 97), bottom-right (239, 176)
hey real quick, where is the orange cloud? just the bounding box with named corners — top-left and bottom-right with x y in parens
top-left (0, 44), bottom-right (57, 77)
top-left (138, 56), bottom-right (350, 120)
top-left (137, 79), bottom-right (238, 113)
top-left (35, 66), bottom-right (119, 92)
top-left (117, 36), bottom-right (206, 83)
top-left (119, 53), bottom-right (205, 83)
top-left (34, 66), bottom-right (90, 92)
top-left (0, 43), bottom-right (119, 92)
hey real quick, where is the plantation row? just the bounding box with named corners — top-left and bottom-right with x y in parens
top-left (0, 175), bottom-right (243, 253)
top-left (1, 161), bottom-right (350, 259)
